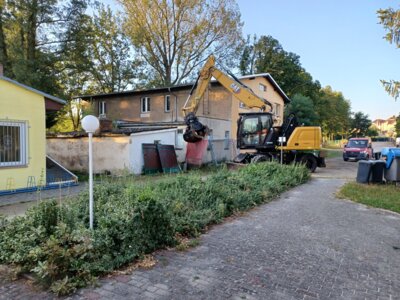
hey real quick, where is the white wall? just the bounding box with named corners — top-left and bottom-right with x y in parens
top-left (47, 128), bottom-right (235, 176)
top-left (129, 129), bottom-right (178, 175)
top-left (47, 136), bottom-right (131, 174)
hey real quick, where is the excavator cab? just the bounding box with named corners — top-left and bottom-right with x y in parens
top-left (237, 113), bottom-right (301, 151)
top-left (237, 112), bottom-right (276, 150)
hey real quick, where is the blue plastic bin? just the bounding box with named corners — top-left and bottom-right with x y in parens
top-left (381, 147), bottom-right (400, 168)
top-left (381, 147), bottom-right (400, 181)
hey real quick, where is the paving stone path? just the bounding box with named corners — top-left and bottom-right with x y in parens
top-left (1, 157), bottom-right (400, 299)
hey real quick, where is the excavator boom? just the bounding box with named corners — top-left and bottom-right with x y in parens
top-left (182, 55), bottom-right (273, 143)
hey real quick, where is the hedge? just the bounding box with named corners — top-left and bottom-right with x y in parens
top-left (0, 162), bottom-right (309, 295)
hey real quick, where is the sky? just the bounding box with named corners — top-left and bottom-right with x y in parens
top-left (236, 0), bottom-right (399, 121)
top-left (107, 0), bottom-right (398, 120)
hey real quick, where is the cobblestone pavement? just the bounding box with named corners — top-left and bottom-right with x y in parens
top-left (1, 158), bottom-right (400, 299)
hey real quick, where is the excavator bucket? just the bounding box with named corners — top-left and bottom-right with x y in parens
top-left (183, 112), bottom-right (208, 143)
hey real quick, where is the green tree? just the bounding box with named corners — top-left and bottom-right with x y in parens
top-left (378, 7), bottom-right (400, 100)
top-left (316, 86), bottom-right (351, 139)
top-left (350, 111), bottom-right (372, 137)
top-left (239, 35), bottom-right (321, 99)
top-left (367, 125), bottom-right (379, 137)
top-left (0, 0), bottom-right (90, 96)
top-left (86, 5), bottom-right (144, 93)
top-left (120, 0), bottom-right (243, 86)
top-left (395, 113), bottom-right (400, 136)
top-left (285, 94), bottom-right (318, 126)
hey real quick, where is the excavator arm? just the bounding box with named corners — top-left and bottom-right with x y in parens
top-left (182, 55), bottom-right (273, 143)
top-left (182, 55), bottom-right (273, 114)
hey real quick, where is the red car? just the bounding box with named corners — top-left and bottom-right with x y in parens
top-left (343, 138), bottom-right (373, 161)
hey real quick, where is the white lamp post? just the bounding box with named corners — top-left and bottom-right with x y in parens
top-left (81, 115), bottom-right (100, 229)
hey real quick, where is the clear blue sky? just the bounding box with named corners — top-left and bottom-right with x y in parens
top-left (236, 0), bottom-right (399, 120)
top-left (107, 0), bottom-right (398, 120)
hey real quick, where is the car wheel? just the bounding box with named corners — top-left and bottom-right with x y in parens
top-left (343, 158), bottom-right (349, 161)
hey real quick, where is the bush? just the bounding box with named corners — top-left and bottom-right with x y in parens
top-left (0, 162), bottom-right (309, 294)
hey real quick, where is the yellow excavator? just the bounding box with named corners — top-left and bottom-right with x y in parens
top-left (182, 55), bottom-right (326, 172)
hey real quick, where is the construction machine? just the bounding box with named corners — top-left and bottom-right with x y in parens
top-left (182, 55), bottom-right (326, 172)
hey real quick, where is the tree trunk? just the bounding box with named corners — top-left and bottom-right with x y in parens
top-left (26, 0), bottom-right (38, 62)
top-left (0, 6), bottom-right (11, 75)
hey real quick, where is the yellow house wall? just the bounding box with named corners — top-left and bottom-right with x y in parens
top-left (0, 79), bottom-right (46, 190)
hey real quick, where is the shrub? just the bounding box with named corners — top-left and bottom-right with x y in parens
top-left (0, 162), bottom-right (309, 294)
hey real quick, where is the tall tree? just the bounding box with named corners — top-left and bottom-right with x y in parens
top-left (55, 4), bottom-right (144, 131)
top-left (316, 86), bottom-right (351, 139)
top-left (239, 35), bottom-right (321, 99)
top-left (120, 0), bottom-right (243, 86)
top-left (0, 0), bottom-right (12, 76)
top-left (350, 111), bottom-right (372, 137)
top-left (87, 5), bottom-right (143, 93)
top-left (285, 94), bottom-right (318, 126)
top-left (1, 0), bottom-right (89, 96)
top-left (378, 7), bottom-right (400, 100)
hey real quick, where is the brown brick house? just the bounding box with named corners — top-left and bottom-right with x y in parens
top-left (78, 73), bottom-right (290, 141)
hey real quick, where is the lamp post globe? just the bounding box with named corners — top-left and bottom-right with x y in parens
top-left (82, 115), bottom-right (100, 133)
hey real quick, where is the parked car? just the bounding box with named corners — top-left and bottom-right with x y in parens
top-left (396, 137), bottom-right (400, 147)
top-left (343, 137), bottom-right (373, 161)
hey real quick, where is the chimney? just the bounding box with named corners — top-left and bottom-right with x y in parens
top-left (0, 64), bottom-right (3, 77)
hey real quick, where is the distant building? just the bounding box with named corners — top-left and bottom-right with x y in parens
top-left (77, 74), bottom-right (290, 142)
top-left (372, 116), bottom-right (397, 137)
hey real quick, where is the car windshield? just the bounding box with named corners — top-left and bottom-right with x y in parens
top-left (347, 140), bottom-right (368, 148)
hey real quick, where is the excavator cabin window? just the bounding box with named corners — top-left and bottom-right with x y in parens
top-left (239, 114), bottom-right (272, 146)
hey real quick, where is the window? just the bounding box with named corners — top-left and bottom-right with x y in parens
top-left (98, 101), bottom-right (107, 117)
top-left (259, 83), bottom-right (267, 92)
top-left (0, 121), bottom-right (27, 167)
top-left (239, 115), bottom-right (272, 146)
top-left (239, 102), bottom-right (248, 109)
top-left (224, 131), bottom-right (230, 150)
top-left (275, 103), bottom-right (281, 116)
top-left (141, 97), bottom-right (151, 113)
top-left (165, 95), bottom-right (171, 112)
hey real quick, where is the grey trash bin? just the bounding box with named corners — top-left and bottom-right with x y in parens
top-left (385, 158), bottom-right (400, 181)
top-left (357, 161), bottom-right (373, 183)
top-left (381, 148), bottom-right (400, 182)
top-left (356, 160), bottom-right (385, 183)
top-left (370, 160), bottom-right (385, 183)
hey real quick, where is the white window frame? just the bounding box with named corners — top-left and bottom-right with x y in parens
top-left (165, 95), bottom-right (171, 112)
top-left (259, 83), bottom-right (267, 92)
top-left (141, 97), bottom-right (151, 113)
top-left (0, 120), bottom-right (28, 167)
top-left (98, 101), bottom-right (107, 117)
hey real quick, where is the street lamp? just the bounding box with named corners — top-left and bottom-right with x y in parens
top-left (81, 115), bottom-right (100, 229)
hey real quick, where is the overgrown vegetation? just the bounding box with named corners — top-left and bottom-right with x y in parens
top-left (338, 182), bottom-right (400, 213)
top-left (0, 163), bottom-right (309, 295)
